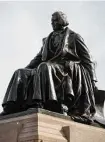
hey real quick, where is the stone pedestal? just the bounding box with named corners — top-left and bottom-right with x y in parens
top-left (0, 108), bottom-right (105, 142)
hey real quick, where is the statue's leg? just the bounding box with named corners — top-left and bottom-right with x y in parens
top-left (2, 68), bottom-right (32, 114)
top-left (65, 61), bottom-right (96, 124)
top-left (33, 62), bottom-right (57, 100)
top-left (26, 69), bottom-right (44, 109)
top-left (32, 62), bottom-right (68, 115)
top-left (32, 62), bottom-right (59, 112)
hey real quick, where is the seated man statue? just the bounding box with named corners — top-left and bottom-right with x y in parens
top-left (1, 11), bottom-right (97, 124)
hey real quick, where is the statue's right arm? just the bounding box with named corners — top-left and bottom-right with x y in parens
top-left (25, 47), bottom-right (43, 69)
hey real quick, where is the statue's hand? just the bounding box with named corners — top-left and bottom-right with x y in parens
top-left (94, 85), bottom-right (98, 92)
top-left (92, 80), bottom-right (98, 92)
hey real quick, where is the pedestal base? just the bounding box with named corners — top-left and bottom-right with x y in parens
top-left (0, 108), bottom-right (105, 142)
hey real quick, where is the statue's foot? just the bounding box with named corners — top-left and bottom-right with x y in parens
top-left (0, 111), bottom-right (9, 116)
top-left (71, 115), bottom-right (93, 125)
top-left (2, 101), bottom-right (22, 115)
top-left (28, 102), bottom-right (43, 110)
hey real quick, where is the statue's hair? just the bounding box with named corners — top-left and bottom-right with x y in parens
top-left (52, 11), bottom-right (69, 27)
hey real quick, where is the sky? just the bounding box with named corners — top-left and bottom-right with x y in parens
top-left (0, 1), bottom-right (105, 112)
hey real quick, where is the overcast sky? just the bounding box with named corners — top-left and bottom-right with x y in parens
top-left (0, 1), bottom-right (105, 112)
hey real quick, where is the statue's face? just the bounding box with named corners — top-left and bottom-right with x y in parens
top-left (51, 14), bottom-right (62, 31)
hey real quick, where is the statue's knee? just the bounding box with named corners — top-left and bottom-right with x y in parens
top-left (14, 69), bottom-right (25, 77)
top-left (15, 68), bottom-right (24, 74)
top-left (37, 62), bottom-right (49, 72)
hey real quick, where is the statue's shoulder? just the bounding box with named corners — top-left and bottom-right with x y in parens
top-left (67, 28), bottom-right (84, 42)
top-left (66, 27), bottom-right (77, 40)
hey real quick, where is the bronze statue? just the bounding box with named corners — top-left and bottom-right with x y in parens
top-left (1, 11), bottom-right (98, 124)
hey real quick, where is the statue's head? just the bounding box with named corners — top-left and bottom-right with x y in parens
top-left (51, 11), bottom-right (69, 31)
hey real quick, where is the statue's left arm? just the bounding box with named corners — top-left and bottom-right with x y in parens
top-left (75, 34), bottom-right (97, 83)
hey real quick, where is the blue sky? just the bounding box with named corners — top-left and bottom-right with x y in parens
top-left (0, 1), bottom-right (105, 112)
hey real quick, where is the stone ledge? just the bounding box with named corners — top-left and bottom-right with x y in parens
top-left (0, 109), bottom-right (105, 142)
top-left (0, 108), bottom-right (71, 121)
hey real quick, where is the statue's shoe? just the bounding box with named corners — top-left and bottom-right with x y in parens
top-left (71, 115), bottom-right (93, 125)
top-left (28, 102), bottom-right (44, 110)
top-left (0, 111), bottom-right (9, 116)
